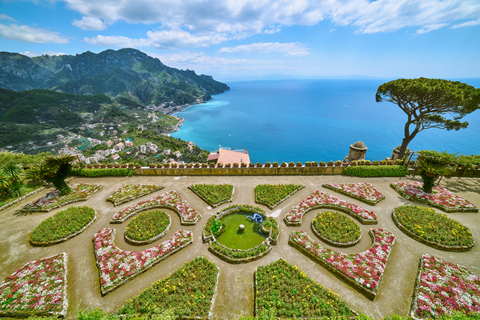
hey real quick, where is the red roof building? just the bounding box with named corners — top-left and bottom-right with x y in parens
top-left (207, 148), bottom-right (250, 166)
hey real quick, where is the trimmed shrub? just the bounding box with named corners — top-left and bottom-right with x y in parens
top-left (71, 168), bottom-right (134, 177)
top-left (343, 165), bottom-right (408, 177)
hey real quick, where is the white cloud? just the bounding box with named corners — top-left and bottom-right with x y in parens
top-left (147, 29), bottom-right (228, 49)
top-left (220, 42), bottom-right (309, 56)
top-left (416, 23), bottom-right (448, 35)
top-left (84, 35), bottom-right (150, 47)
top-left (73, 16), bottom-right (106, 30)
top-left (0, 14), bottom-right (16, 21)
top-left (451, 18), bottom-right (480, 29)
top-left (0, 23), bottom-right (69, 43)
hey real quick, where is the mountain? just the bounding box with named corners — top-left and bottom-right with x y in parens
top-left (0, 48), bottom-right (229, 105)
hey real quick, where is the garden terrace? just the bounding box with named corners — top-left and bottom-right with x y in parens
top-left (0, 174), bottom-right (479, 319)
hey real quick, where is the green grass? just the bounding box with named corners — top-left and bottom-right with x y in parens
top-left (312, 211), bottom-right (361, 244)
top-left (216, 213), bottom-right (267, 250)
top-left (256, 259), bottom-right (352, 318)
top-left (125, 210), bottom-right (170, 242)
top-left (117, 257), bottom-right (218, 319)
top-left (30, 206), bottom-right (95, 244)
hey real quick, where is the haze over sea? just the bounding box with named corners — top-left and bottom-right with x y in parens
top-left (172, 79), bottom-right (480, 164)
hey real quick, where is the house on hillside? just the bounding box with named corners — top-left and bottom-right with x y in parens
top-left (207, 148), bottom-right (250, 166)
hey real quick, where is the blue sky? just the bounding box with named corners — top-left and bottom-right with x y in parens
top-left (1, 0), bottom-right (479, 81)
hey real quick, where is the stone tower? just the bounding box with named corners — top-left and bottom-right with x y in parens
top-left (344, 141), bottom-right (367, 163)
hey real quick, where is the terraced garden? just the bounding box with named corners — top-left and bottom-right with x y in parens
top-left (0, 175), bottom-right (479, 319)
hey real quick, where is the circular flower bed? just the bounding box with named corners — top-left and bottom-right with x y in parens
top-left (312, 211), bottom-right (362, 247)
top-left (392, 205), bottom-right (475, 251)
top-left (125, 210), bottom-right (171, 245)
top-left (204, 205), bottom-right (279, 263)
top-left (30, 206), bottom-right (96, 246)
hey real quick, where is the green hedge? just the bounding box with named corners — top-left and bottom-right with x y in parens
top-left (72, 168), bottom-right (134, 177)
top-left (343, 165), bottom-right (408, 177)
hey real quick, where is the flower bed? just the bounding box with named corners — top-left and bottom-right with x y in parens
top-left (188, 184), bottom-right (234, 207)
top-left (312, 211), bottom-right (362, 247)
top-left (285, 190), bottom-right (377, 226)
top-left (209, 241), bottom-right (271, 264)
top-left (322, 183), bottom-right (385, 205)
top-left (93, 228), bottom-right (193, 295)
top-left (0, 253), bottom-right (68, 318)
top-left (254, 184), bottom-right (304, 209)
top-left (125, 210), bottom-right (171, 245)
top-left (410, 254), bottom-right (480, 319)
top-left (117, 257), bottom-right (219, 319)
top-left (30, 206), bottom-right (96, 246)
top-left (255, 259), bottom-right (353, 318)
top-left (392, 205), bottom-right (474, 251)
top-left (0, 186), bottom-right (45, 212)
top-left (106, 184), bottom-right (164, 206)
top-left (22, 183), bottom-right (102, 212)
top-left (390, 182), bottom-right (478, 213)
top-left (111, 191), bottom-right (200, 225)
top-left (289, 228), bottom-right (396, 300)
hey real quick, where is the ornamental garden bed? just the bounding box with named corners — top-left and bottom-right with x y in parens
top-left (312, 211), bottom-right (362, 247)
top-left (390, 182), bottom-right (478, 213)
top-left (284, 190), bottom-right (378, 226)
top-left (0, 185), bottom-right (45, 212)
top-left (392, 205), bottom-right (475, 251)
top-left (255, 259), bottom-right (354, 318)
top-left (289, 228), bottom-right (396, 300)
top-left (124, 210), bottom-right (171, 245)
top-left (188, 184), bottom-right (234, 207)
top-left (93, 228), bottom-right (193, 295)
top-left (0, 253), bottom-right (68, 318)
top-left (117, 257), bottom-right (220, 319)
top-left (322, 182), bottom-right (385, 206)
top-left (203, 205), bottom-right (279, 263)
top-left (30, 206), bottom-right (96, 246)
top-left (22, 183), bottom-right (102, 212)
top-left (111, 191), bottom-right (200, 225)
top-left (254, 184), bottom-right (304, 209)
top-left (410, 254), bottom-right (480, 319)
top-left (106, 184), bottom-right (164, 206)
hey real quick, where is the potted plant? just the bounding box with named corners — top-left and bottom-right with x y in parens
top-left (202, 163), bottom-right (208, 168)
top-left (365, 160), bottom-right (371, 166)
top-left (334, 160), bottom-right (342, 166)
top-left (272, 162), bottom-right (279, 167)
top-left (327, 161), bottom-right (334, 167)
top-left (296, 161), bottom-right (303, 167)
top-left (281, 162), bottom-right (287, 167)
top-left (319, 161), bottom-right (326, 167)
top-left (387, 160), bottom-right (394, 165)
top-left (232, 162), bottom-right (239, 168)
top-left (311, 161), bottom-right (318, 167)
top-left (149, 163), bottom-right (155, 168)
top-left (305, 161), bottom-right (311, 167)
top-left (185, 163), bottom-right (192, 168)
top-left (248, 163), bottom-right (255, 168)
top-left (351, 160), bottom-right (358, 166)
top-left (379, 160), bottom-right (386, 165)
top-left (288, 162), bottom-right (295, 167)
top-left (194, 163), bottom-right (200, 168)
top-left (171, 163), bottom-right (178, 168)
top-left (100, 164), bottom-right (106, 169)
top-left (135, 164), bottom-right (141, 169)
top-left (241, 162), bottom-right (247, 168)
top-left (163, 163), bottom-right (170, 168)
top-left (264, 162), bottom-right (271, 167)
top-left (179, 163), bottom-right (185, 168)
top-left (256, 162), bottom-right (263, 168)
top-left (372, 160), bottom-right (379, 165)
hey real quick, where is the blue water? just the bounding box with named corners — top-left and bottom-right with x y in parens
top-left (172, 79), bottom-right (480, 163)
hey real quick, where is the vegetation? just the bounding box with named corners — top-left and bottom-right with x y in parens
top-left (254, 184), bottom-right (303, 209)
top-left (30, 206), bottom-right (95, 244)
top-left (216, 213), bottom-right (267, 250)
top-left (106, 184), bottom-right (164, 206)
top-left (125, 210), bottom-right (170, 242)
top-left (189, 184), bottom-right (234, 206)
top-left (343, 165), bottom-right (408, 177)
top-left (117, 257), bottom-right (218, 319)
top-left (210, 241), bottom-right (270, 260)
top-left (37, 155), bottom-right (76, 195)
top-left (255, 259), bottom-right (352, 318)
top-left (312, 211), bottom-right (361, 245)
top-left (394, 205), bottom-right (474, 248)
top-left (71, 168), bottom-right (134, 177)
top-left (416, 150), bottom-right (454, 193)
top-left (375, 78), bottom-right (480, 159)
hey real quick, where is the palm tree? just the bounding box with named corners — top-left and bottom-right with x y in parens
top-left (41, 155), bottom-right (77, 195)
top-left (417, 151), bottom-right (453, 193)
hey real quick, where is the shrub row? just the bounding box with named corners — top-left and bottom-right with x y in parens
top-left (72, 168), bottom-right (134, 177)
top-left (343, 165), bottom-right (408, 177)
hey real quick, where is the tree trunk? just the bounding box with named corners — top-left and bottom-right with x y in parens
top-left (397, 138), bottom-right (411, 159)
top-left (53, 178), bottom-right (72, 195)
top-left (421, 171), bottom-right (436, 193)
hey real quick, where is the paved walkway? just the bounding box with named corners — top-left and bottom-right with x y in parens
top-left (0, 175), bottom-right (479, 320)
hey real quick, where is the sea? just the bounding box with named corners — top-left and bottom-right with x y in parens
top-left (171, 79), bottom-right (480, 163)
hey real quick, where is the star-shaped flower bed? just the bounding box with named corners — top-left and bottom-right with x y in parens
top-left (390, 182), bottom-right (478, 213)
top-left (22, 183), bottom-right (102, 212)
top-left (411, 254), bottom-right (480, 319)
top-left (106, 184), bottom-right (164, 206)
top-left (111, 191), bottom-right (200, 224)
top-left (289, 229), bottom-right (395, 300)
top-left (322, 183), bottom-right (385, 206)
top-left (255, 184), bottom-right (304, 209)
top-left (117, 257), bottom-right (219, 318)
top-left (93, 228), bottom-right (193, 295)
top-left (284, 190), bottom-right (377, 226)
top-left (0, 253), bottom-right (68, 317)
top-left (255, 259), bottom-right (353, 318)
